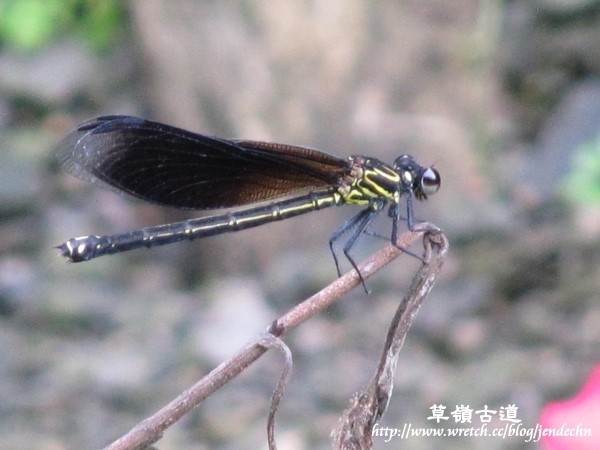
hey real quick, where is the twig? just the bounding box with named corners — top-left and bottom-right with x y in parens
top-left (334, 230), bottom-right (449, 449)
top-left (103, 226), bottom-right (437, 450)
top-left (258, 334), bottom-right (293, 450)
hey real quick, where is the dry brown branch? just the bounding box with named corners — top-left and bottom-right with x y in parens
top-left (259, 334), bottom-right (293, 450)
top-left (103, 226), bottom-right (444, 450)
top-left (334, 230), bottom-right (449, 449)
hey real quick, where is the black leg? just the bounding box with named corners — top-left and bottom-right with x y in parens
top-left (329, 207), bottom-right (374, 276)
top-left (329, 201), bottom-right (383, 293)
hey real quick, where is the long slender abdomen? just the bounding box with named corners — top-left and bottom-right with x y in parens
top-left (57, 190), bottom-right (341, 262)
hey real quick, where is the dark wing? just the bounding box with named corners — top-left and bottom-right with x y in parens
top-left (57, 116), bottom-right (350, 209)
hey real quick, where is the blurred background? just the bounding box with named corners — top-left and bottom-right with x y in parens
top-left (0, 1), bottom-right (598, 449)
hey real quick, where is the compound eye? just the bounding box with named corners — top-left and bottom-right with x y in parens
top-left (420, 167), bottom-right (441, 196)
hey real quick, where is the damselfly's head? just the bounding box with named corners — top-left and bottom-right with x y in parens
top-left (394, 154), bottom-right (441, 200)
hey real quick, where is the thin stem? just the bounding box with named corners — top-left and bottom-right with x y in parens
top-left (103, 226), bottom-right (439, 450)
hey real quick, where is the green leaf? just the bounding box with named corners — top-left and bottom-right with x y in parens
top-left (562, 136), bottom-right (600, 205)
top-left (0, 0), bottom-right (68, 51)
top-left (0, 0), bottom-right (125, 52)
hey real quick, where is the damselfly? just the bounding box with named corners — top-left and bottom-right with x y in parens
top-left (57, 116), bottom-right (440, 284)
